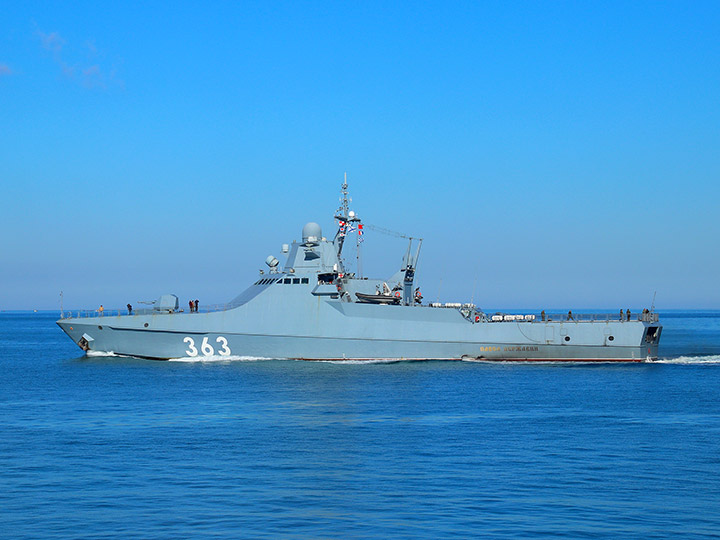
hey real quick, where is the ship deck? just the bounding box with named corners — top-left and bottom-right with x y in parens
top-left (59, 306), bottom-right (660, 324)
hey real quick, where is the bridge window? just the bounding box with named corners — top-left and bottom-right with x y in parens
top-left (293, 278), bottom-right (300, 284)
top-left (284, 278), bottom-right (291, 284)
top-left (318, 273), bottom-right (336, 285)
top-left (301, 278), bottom-right (309, 284)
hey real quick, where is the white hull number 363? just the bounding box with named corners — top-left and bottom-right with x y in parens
top-left (183, 336), bottom-right (231, 357)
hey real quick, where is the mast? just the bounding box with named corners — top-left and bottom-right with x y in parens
top-left (356, 222), bottom-right (363, 279)
top-left (334, 172), bottom-right (361, 272)
top-left (334, 173), bottom-right (350, 256)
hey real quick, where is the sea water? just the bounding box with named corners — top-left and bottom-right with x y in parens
top-left (1, 311), bottom-right (719, 539)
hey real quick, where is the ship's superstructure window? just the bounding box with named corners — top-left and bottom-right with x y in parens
top-left (256, 278), bottom-right (282, 285)
top-left (317, 273), bottom-right (336, 285)
top-left (274, 277), bottom-right (308, 285)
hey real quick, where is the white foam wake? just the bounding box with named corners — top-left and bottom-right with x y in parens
top-left (168, 354), bottom-right (273, 363)
top-left (654, 355), bottom-right (720, 364)
top-left (86, 350), bottom-right (123, 357)
top-left (318, 358), bottom-right (404, 364)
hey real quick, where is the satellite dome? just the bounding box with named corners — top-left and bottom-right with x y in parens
top-left (302, 222), bottom-right (322, 244)
top-left (265, 255), bottom-right (279, 268)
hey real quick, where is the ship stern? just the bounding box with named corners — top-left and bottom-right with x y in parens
top-left (643, 323), bottom-right (662, 361)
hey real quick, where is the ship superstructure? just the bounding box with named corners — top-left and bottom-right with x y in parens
top-left (57, 178), bottom-right (661, 361)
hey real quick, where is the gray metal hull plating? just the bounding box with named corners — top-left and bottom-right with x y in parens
top-left (57, 295), bottom-right (659, 362)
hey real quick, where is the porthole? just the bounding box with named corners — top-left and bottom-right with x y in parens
top-left (564, 336), bottom-right (570, 342)
top-left (608, 336), bottom-right (614, 341)
top-left (98, 325), bottom-right (103, 330)
top-left (144, 323), bottom-right (149, 328)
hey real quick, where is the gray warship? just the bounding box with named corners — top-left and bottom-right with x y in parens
top-left (57, 179), bottom-right (661, 362)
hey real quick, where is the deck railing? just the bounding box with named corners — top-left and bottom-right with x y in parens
top-left (60, 304), bottom-right (660, 324)
top-left (490, 312), bottom-right (659, 323)
top-left (60, 303), bottom-right (235, 320)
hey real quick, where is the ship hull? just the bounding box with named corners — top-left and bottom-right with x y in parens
top-left (57, 300), bottom-right (660, 362)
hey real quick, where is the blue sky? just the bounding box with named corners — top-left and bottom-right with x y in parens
top-left (1, 1), bottom-right (719, 310)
